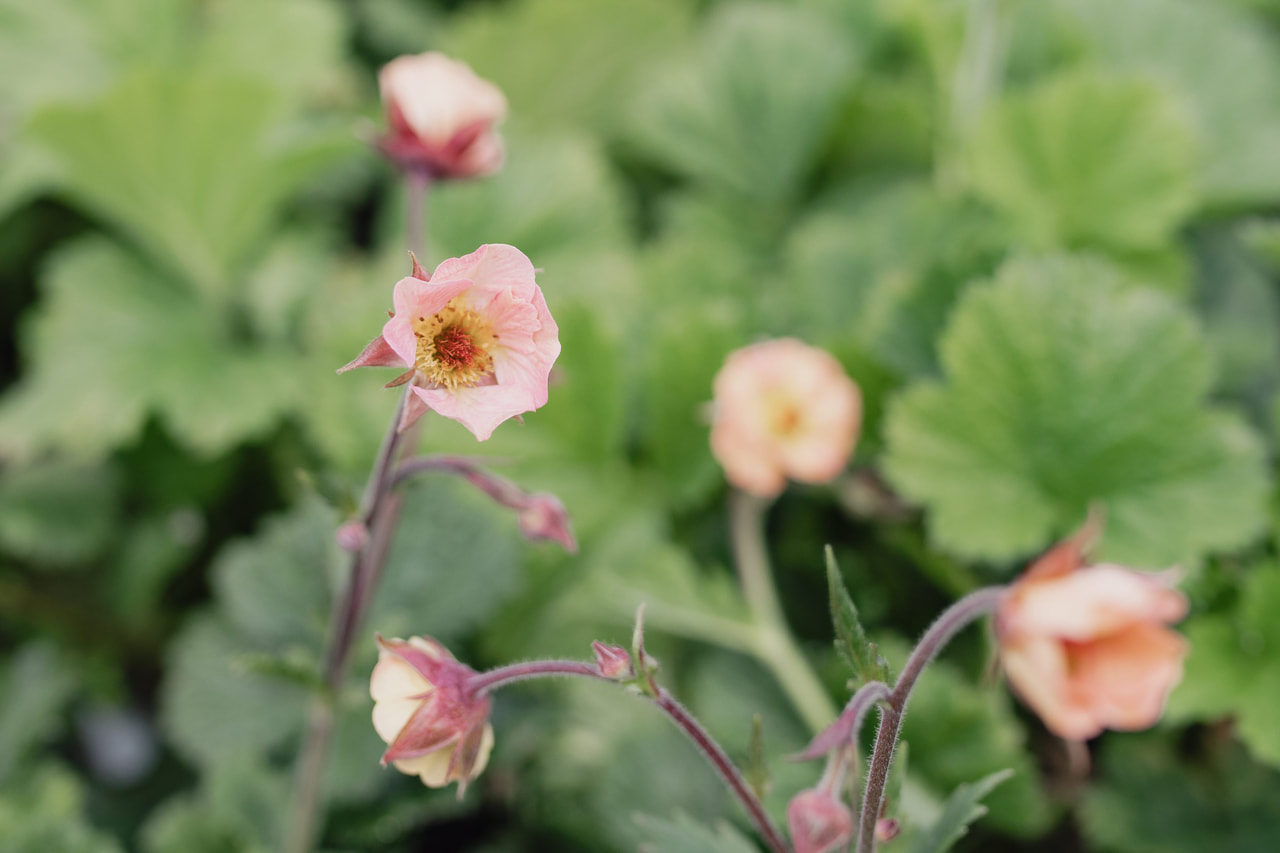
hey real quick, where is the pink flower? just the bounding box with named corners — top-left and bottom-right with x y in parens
top-left (377, 52), bottom-right (507, 179)
top-left (370, 635), bottom-right (493, 791)
top-left (710, 339), bottom-right (861, 497)
top-left (340, 244), bottom-right (561, 441)
top-left (995, 528), bottom-right (1189, 740)
top-left (786, 788), bottom-right (854, 853)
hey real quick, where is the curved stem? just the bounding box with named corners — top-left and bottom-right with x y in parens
top-left (855, 587), bottom-right (1006, 853)
top-left (284, 390), bottom-right (414, 853)
top-left (729, 490), bottom-right (837, 733)
top-left (468, 660), bottom-right (605, 695)
top-left (465, 661), bottom-right (792, 853)
top-left (655, 688), bottom-right (792, 853)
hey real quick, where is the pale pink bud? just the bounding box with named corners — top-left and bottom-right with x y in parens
top-left (370, 635), bottom-right (493, 791)
top-left (591, 641), bottom-right (632, 679)
top-left (710, 339), bottom-right (861, 497)
top-left (377, 52), bottom-right (507, 179)
top-left (787, 788), bottom-right (854, 853)
top-left (876, 817), bottom-right (900, 842)
top-left (339, 245), bottom-right (561, 440)
top-left (995, 525), bottom-right (1189, 741)
top-left (516, 492), bottom-right (578, 553)
top-left (335, 520), bottom-right (368, 553)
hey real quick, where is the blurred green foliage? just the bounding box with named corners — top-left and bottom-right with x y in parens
top-left (3, 0), bottom-right (1280, 850)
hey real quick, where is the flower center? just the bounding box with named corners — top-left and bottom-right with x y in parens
top-left (412, 299), bottom-right (496, 390)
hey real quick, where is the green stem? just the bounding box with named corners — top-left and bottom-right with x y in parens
top-left (729, 490), bottom-right (837, 733)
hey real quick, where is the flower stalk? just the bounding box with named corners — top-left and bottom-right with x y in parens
top-left (730, 490), bottom-right (837, 734)
top-left (285, 389), bottom-right (417, 853)
top-left (463, 655), bottom-right (792, 853)
top-left (855, 586), bottom-right (1006, 853)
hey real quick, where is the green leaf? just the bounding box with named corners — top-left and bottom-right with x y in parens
top-left (883, 253), bottom-right (1270, 565)
top-left (908, 769), bottom-right (1014, 853)
top-left (1081, 733), bottom-right (1280, 853)
top-left (634, 812), bottom-right (760, 853)
top-left (1168, 561), bottom-right (1280, 768)
top-left (211, 499), bottom-right (337, 651)
top-left (785, 181), bottom-right (1008, 376)
top-left (28, 69), bottom-right (355, 297)
top-left (0, 644), bottom-right (77, 785)
top-left (0, 764), bottom-right (123, 853)
top-left (194, 0), bottom-right (351, 106)
top-left (0, 239), bottom-right (302, 460)
top-left (370, 476), bottom-right (524, 643)
top-left (1053, 0), bottom-right (1280, 208)
top-left (159, 614), bottom-right (307, 770)
top-left (968, 70), bottom-right (1196, 252)
top-left (826, 546), bottom-right (890, 686)
top-left (444, 0), bottom-right (693, 134)
top-left (629, 3), bottom-right (857, 203)
top-left (0, 461), bottom-right (120, 567)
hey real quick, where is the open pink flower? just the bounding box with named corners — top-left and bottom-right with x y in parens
top-left (378, 52), bottom-right (507, 179)
top-left (787, 788), bottom-right (854, 853)
top-left (995, 526), bottom-right (1189, 740)
top-left (710, 339), bottom-right (861, 497)
top-left (370, 635), bottom-right (493, 791)
top-left (340, 244), bottom-right (560, 441)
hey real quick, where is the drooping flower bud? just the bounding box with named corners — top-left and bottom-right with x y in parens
top-left (515, 492), bottom-right (577, 553)
top-left (370, 635), bottom-right (493, 792)
top-left (995, 521), bottom-right (1188, 740)
top-left (377, 52), bottom-right (507, 180)
top-left (710, 339), bottom-right (861, 497)
top-left (340, 245), bottom-right (561, 440)
top-left (876, 817), bottom-right (900, 842)
top-left (786, 788), bottom-right (854, 853)
top-left (591, 641), bottom-right (632, 680)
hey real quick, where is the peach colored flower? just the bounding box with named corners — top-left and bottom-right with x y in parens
top-left (340, 244), bottom-right (560, 441)
top-left (370, 635), bottom-right (493, 791)
top-left (377, 52), bottom-right (507, 179)
top-left (995, 527), bottom-right (1189, 740)
top-left (710, 339), bottom-right (861, 497)
top-left (787, 788), bottom-right (853, 853)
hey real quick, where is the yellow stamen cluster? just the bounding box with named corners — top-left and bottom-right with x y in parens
top-left (412, 298), bottom-right (496, 390)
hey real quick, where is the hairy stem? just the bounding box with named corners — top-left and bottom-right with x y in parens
top-left (855, 587), bottom-right (1006, 853)
top-left (284, 391), bottom-right (415, 853)
top-left (465, 660), bottom-right (792, 853)
top-left (730, 490), bottom-right (837, 733)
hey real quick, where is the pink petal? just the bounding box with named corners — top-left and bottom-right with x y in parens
top-left (431, 244), bottom-right (537, 299)
top-left (1004, 566), bottom-right (1187, 642)
top-left (1068, 623), bottom-right (1187, 731)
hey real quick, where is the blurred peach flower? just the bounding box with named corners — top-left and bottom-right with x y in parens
top-left (786, 788), bottom-right (853, 853)
top-left (995, 526), bottom-right (1189, 740)
top-left (340, 244), bottom-right (560, 440)
top-left (377, 52), bottom-right (507, 179)
top-left (370, 635), bottom-right (493, 791)
top-left (710, 339), bottom-right (861, 497)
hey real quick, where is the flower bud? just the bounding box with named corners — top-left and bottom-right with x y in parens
top-left (516, 492), bottom-right (578, 553)
top-left (377, 52), bottom-right (507, 179)
top-left (876, 817), bottom-right (900, 842)
top-left (335, 520), bottom-right (368, 553)
top-left (786, 788), bottom-right (854, 853)
top-left (370, 635), bottom-right (493, 792)
top-left (710, 339), bottom-right (861, 497)
top-left (591, 641), bottom-right (632, 679)
top-left (995, 523), bottom-right (1188, 740)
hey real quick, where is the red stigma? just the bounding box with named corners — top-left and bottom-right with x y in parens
top-left (435, 327), bottom-right (478, 369)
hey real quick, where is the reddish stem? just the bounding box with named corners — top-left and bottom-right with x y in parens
top-left (465, 660), bottom-right (792, 853)
top-left (855, 587), bottom-right (1006, 853)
